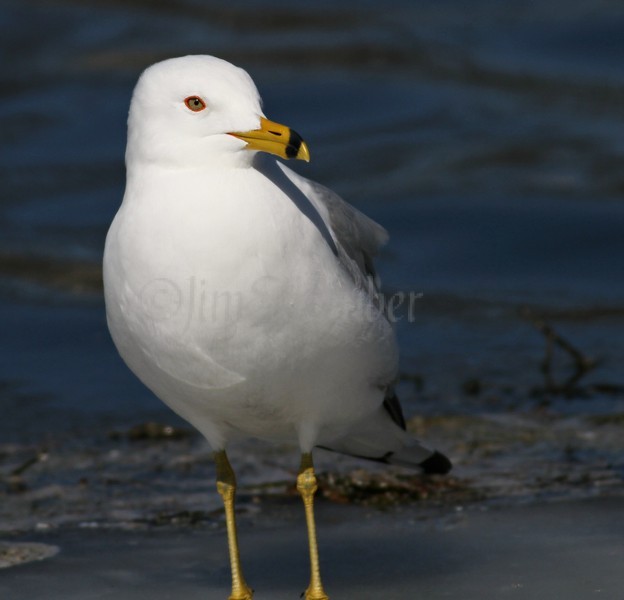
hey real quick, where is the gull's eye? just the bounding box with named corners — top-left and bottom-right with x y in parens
top-left (184, 96), bottom-right (206, 112)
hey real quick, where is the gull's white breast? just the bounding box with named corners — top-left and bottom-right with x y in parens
top-left (103, 163), bottom-right (397, 449)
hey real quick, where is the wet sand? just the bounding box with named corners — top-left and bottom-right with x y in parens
top-left (1, 497), bottom-right (622, 599)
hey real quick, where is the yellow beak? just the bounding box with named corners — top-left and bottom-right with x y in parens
top-left (229, 117), bottom-right (310, 162)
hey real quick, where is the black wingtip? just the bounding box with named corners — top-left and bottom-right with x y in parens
top-left (420, 451), bottom-right (452, 475)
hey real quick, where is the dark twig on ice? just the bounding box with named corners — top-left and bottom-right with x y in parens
top-left (520, 307), bottom-right (599, 397)
top-left (2, 451), bottom-right (48, 493)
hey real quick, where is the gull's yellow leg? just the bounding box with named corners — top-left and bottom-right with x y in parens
top-left (215, 450), bottom-right (253, 600)
top-left (297, 453), bottom-right (329, 600)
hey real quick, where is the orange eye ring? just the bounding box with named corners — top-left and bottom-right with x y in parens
top-left (184, 96), bottom-right (206, 112)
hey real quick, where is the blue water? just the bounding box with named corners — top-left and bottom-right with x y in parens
top-left (1, 0), bottom-right (623, 442)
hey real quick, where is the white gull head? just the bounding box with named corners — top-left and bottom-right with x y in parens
top-left (126, 55), bottom-right (264, 168)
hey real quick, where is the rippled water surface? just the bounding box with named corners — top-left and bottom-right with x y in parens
top-left (1, 0), bottom-right (623, 527)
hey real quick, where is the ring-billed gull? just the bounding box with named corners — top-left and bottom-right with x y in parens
top-left (103, 55), bottom-right (451, 600)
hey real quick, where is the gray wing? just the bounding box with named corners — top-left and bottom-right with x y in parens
top-left (278, 164), bottom-right (452, 474)
top-left (277, 163), bottom-right (388, 303)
